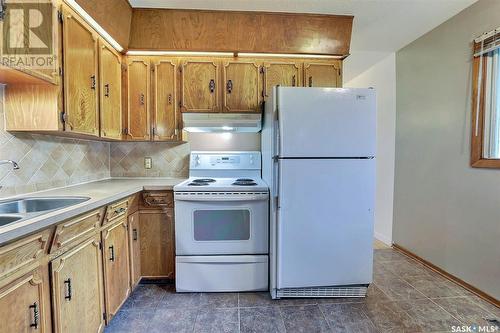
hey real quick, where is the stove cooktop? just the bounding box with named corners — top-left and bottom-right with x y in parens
top-left (175, 177), bottom-right (269, 192)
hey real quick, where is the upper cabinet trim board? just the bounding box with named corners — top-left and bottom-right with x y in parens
top-left (128, 9), bottom-right (353, 56)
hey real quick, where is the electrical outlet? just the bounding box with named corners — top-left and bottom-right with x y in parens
top-left (144, 157), bottom-right (152, 169)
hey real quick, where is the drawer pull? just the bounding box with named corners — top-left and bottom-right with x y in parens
top-left (114, 207), bottom-right (126, 214)
top-left (109, 245), bottom-right (115, 262)
top-left (64, 278), bottom-right (72, 301)
top-left (29, 302), bottom-right (39, 329)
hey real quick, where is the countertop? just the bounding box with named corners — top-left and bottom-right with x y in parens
top-left (0, 177), bottom-right (186, 246)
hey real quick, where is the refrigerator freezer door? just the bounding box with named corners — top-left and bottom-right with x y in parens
top-left (277, 158), bottom-right (375, 289)
top-left (278, 87), bottom-right (376, 158)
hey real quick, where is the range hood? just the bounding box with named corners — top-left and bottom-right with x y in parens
top-left (182, 113), bottom-right (262, 133)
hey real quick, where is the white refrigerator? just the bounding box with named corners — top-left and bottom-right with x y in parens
top-left (261, 87), bottom-right (376, 299)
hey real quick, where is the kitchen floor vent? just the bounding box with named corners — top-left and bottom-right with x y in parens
top-left (276, 285), bottom-right (368, 298)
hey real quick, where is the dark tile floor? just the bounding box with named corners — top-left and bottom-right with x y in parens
top-left (105, 248), bottom-right (499, 333)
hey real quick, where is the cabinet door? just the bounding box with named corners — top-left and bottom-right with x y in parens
top-left (51, 236), bottom-right (105, 333)
top-left (153, 60), bottom-right (180, 141)
top-left (62, 8), bottom-right (99, 136)
top-left (99, 41), bottom-right (122, 140)
top-left (304, 61), bottom-right (342, 87)
top-left (263, 61), bottom-right (302, 100)
top-left (139, 209), bottom-right (174, 279)
top-left (102, 218), bottom-right (131, 319)
top-left (126, 58), bottom-right (150, 140)
top-left (0, 270), bottom-right (49, 333)
top-left (181, 60), bottom-right (219, 112)
top-left (128, 211), bottom-right (141, 288)
top-left (222, 61), bottom-right (262, 112)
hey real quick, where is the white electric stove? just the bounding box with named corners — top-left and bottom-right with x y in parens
top-left (174, 151), bottom-right (269, 292)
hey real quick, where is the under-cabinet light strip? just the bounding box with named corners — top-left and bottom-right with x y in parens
top-left (126, 50), bottom-right (343, 59)
top-left (64, 0), bottom-right (124, 52)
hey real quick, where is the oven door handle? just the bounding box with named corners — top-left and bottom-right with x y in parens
top-left (174, 193), bottom-right (269, 202)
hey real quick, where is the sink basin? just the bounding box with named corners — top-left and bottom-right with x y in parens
top-left (0, 197), bottom-right (90, 214)
top-left (0, 215), bottom-right (22, 226)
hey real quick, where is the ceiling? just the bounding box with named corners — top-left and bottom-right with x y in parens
top-left (128, 0), bottom-right (477, 52)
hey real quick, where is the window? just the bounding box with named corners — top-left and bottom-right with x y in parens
top-left (193, 210), bottom-right (250, 241)
top-left (471, 30), bottom-right (500, 167)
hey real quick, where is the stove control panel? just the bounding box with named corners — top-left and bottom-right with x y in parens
top-left (190, 151), bottom-right (260, 170)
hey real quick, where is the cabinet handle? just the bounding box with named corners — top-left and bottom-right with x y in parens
top-left (64, 278), bottom-right (72, 301)
top-left (109, 245), bottom-right (115, 262)
top-left (226, 80), bottom-right (233, 94)
top-left (104, 84), bottom-right (110, 97)
top-left (167, 93), bottom-right (172, 105)
top-left (133, 229), bottom-right (138, 241)
top-left (90, 75), bottom-right (96, 89)
top-left (292, 75), bottom-right (296, 87)
top-left (114, 207), bottom-right (126, 215)
top-left (209, 79), bottom-right (215, 93)
top-left (29, 302), bottom-right (39, 329)
top-left (139, 93), bottom-right (145, 105)
top-left (308, 76), bottom-right (313, 87)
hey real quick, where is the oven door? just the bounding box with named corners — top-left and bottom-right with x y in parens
top-left (174, 192), bottom-right (269, 255)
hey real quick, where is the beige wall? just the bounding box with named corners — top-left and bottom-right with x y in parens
top-left (394, 0), bottom-right (500, 299)
top-left (344, 52), bottom-right (396, 245)
top-left (0, 87), bottom-right (110, 198)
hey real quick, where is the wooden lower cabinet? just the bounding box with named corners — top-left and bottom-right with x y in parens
top-left (128, 211), bottom-right (141, 288)
top-left (102, 217), bottom-right (131, 320)
top-left (51, 235), bottom-right (105, 333)
top-left (0, 268), bottom-right (51, 333)
top-left (139, 208), bottom-right (175, 279)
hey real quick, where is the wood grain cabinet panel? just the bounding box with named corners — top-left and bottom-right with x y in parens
top-left (304, 61), bottom-right (342, 87)
top-left (0, 269), bottom-right (50, 333)
top-left (153, 60), bottom-right (180, 140)
top-left (102, 217), bottom-right (131, 319)
top-left (50, 236), bottom-right (105, 333)
top-left (99, 40), bottom-right (123, 140)
top-left (125, 58), bottom-right (150, 140)
top-left (127, 211), bottom-right (141, 288)
top-left (181, 60), bottom-right (220, 113)
top-left (139, 209), bottom-right (174, 279)
top-left (263, 61), bottom-right (302, 100)
top-left (222, 61), bottom-right (262, 113)
top-left (0, 229), bottom-right (51, 280)
top-left (62, 8), bottom-right (99, 136)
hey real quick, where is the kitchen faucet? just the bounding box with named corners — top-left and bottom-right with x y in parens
top-left (0, 160), bottom-right (20, 170)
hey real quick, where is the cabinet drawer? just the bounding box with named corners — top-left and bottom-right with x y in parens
top-left (105, 199), bottom-right (129, 224)
top-left (50, 208), bottom-right (104, 255)
top-left (141, 191), bottom-right (173, 209)
top-left (0, 229), bottom-right (51, 280)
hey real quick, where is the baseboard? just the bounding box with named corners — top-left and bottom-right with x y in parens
top-left (392, 244), bottom-right (499, 308)
top-left (374, 232), bottom-right (392, 246)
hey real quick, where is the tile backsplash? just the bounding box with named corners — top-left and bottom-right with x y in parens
top-left (110, 142), bottom-right (190, 178)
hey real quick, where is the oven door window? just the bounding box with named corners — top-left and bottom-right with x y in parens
top-left (193, 210), bottom-right (250, 241)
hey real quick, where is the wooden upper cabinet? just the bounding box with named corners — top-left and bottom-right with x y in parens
top-left (181, 59), bottom-right (219, 112)
top-left (304, 61), bottom-right (342, 88)
top-left (0, 270), bottom-right (50, 333)
top-left (222, 61), bottom-right (262, 113)
top-left (102, 218), bottom-right (131, 319)
top-left (263, 61), bottom-right (302, 100)
top-left (126, 58), bottom-right (150, 140)
top-left (153, 60), bottom-right (180, 141)
top-left (50, 236), bottom-right (105, 333)
top-left (62, 8), bottom-right (99, 136)
top-left (99, 41), bottom-right (122, 140)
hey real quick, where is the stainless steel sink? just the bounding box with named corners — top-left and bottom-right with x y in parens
top-left (0, 196), bottom-right (90, 228)
top-left (0, 215), bottom-right (22, 226)
top-left (0, 197), bottom-right (89, 214)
